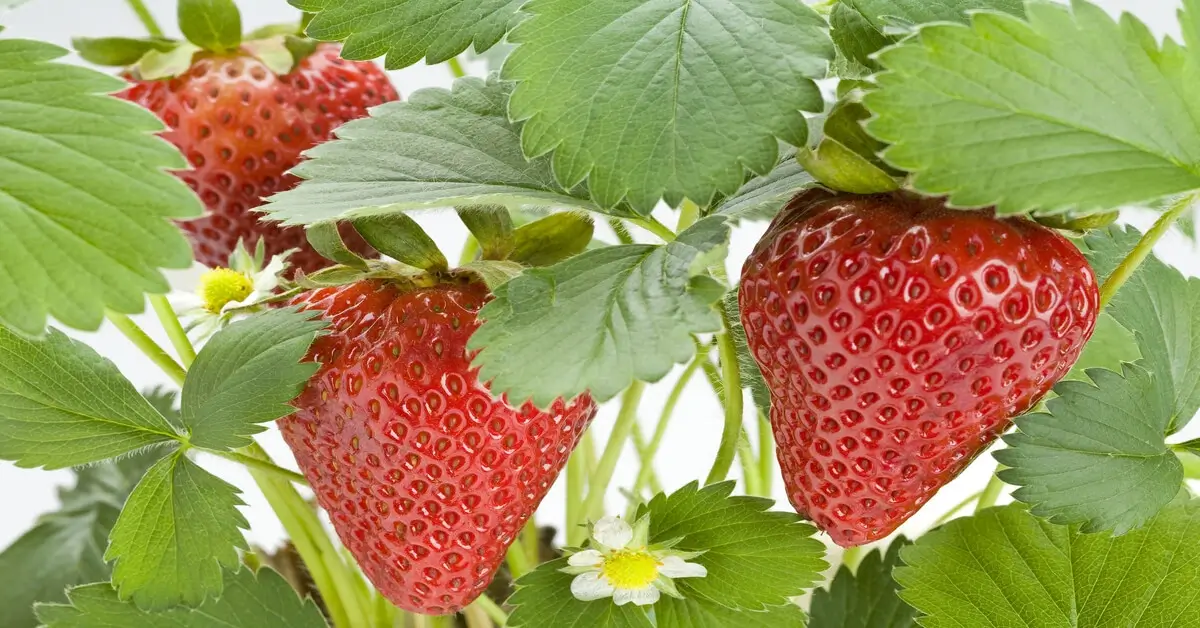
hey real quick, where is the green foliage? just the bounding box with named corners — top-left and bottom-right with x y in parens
top-left (178, 0), bottom-right (242, 52)
top-left (656, 597), bottom-right (807, 628)
top-left (106, 452), bottom-right (248, 610)
top-left (0, 35), bottom-right (200, 336)
top-left (896, 502), bottom-right (1200, 627)
top-left (504, 0), bottom-right (833, 213)
top-left (865, 0), bottom-right (1200, 215)
top-left (711, 148), bottom-right (814, 222)
top-left (182, 309), bottom-right (324, 451)
top-left (810, 539), bottom-right (915, 628)
top-left (264, 77), bottom-right (602, 226)
top-left (506, 558), bottom-right (655, 628)
top-left (71, 37), bottom-right (179, 66)
top-left (470, 218), bottom-right (729, 407)
top-left (293, 0), bottom-right (522, 69)
top-left (0, 327), bottom-right (180, 469)
top-left (37, 567), bottom-right (327, 628)
top-left (722, 292), bottom-right (770, 416)
top-left (353, 213), bottom-right (449, 272)
top-left (1064, 312), bottom-right (1139, 383)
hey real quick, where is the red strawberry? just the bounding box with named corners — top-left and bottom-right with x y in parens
top-left (119, 44), bottom-right (398, 274)
top-left (278, 280), bottom-right (597, 613)
top-left (739, 190), bottom-right (1098, 546)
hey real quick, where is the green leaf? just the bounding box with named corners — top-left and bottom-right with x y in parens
top-left (896, 502), bottom-right (1200, 627)
top-left (264, 77), bottom-right (602, 226)
top-left (711, 148), bottom-right (814, 222)
top-left (0, 327), bottom-right (180, 469)
top-left (293, 0), bottom-right (522, 69)
top-left (178, 0), bottom-right (242, 52)
top-left (0, 449), bottom-right (162, 628)
top-left (36, 567), bottom-right (327, 628)
top-left (656, 598), bottom-right (806, 628)
top-left (810, 539), bottom-right (916, 628)
top-left (0, 37), bottom-right (201, 336)
top-left (998, 364), bottom-right (1181, 535)
top-left (722, 291), bottom-right (770, 415)
top-left (865, 1), bottom-right (1200, 215)
top-left (182, 309), bottom-right (324, 452)
top-left (503, 0), bottom-right (833, 213)
top-left (828, 2), bottom-right (890, 79)
top-left (1085, 226), bottom-right (1200, 429)
top-left (643, 481), bottom-right (827, 611)
top-left (106, 451), bottom-right (248, 610)
top-left (1064, 312), bottom-right (1139, 383)
top-left (457, 206), bottom-right (515, 261)
top-left (509, 212), bottom-right (595, 267)
top-left (71, 37), bottom-right (179, 67)
top-left (470, 217), bottom-right (730, 407)
top-left (506, 558), bottom-right (654, 628)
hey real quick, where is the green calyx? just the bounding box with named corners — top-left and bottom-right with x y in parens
top-left (798, 96), bottom-right (905, 195)
top-left (1035, 211), bottom-right (1121, 232)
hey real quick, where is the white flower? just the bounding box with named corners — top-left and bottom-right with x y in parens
top-left (563, 515), bottom-right (707, 607)
top-left (173, 244), bottom-right (294, 342)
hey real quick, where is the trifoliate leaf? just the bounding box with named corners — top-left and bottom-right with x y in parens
top-left (1064, 312), bottom-right (1139, 383)
top-left (503, 0), bottom-right (833, 213)
top-left (722, 292), bottom-right (770, 416)
top-left (0, 36), bottom-right (201, 336)
top-left (656, 598), bottom-right (807, 628)
top-left (642, 481), bottom-right (827, 611)
top-left (509, 212), bottom-right (595, 267)
top-left (293, 0), bottom-right (522, 69)
top-left (865, 0), bottom-right (1200, 215)
top-left (506, 558), bottom-right (654, 628)
top-left (1085, 226), bottom-right (1200, 429)
top-left (0, 449), bottom-right (162, 628)
top-left (712, 148), bottom-right (815, 222)
top-left (106, 451), bottom-right (248, 610)
top-left (896, 502), bottom-right (1200, 627)
top-left (0, 327), bottom-right (180, 469)
top-left (264, 77), bottom-right (602, 226)
top-left (470, 217), bottom-right (730, 407)
top-left (810, 539), bottom-right (916, 628)
top-left (182, 309), bottom-right (324, 452)
top-left (71, 37), bottom-right (179, 67)
top-left (998, 365), bottom-right (1180, 535)
top-left (36, 567), bottom-right (327, 628)
top-left (178, 0), bottom-right (242, 53)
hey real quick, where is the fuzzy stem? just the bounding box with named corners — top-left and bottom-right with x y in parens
top-left (473, 595), bottom-right (509, 626)
top-left (447, 57), bottom-right (468, 79)
top-left (632, 357), bottom-right (702, 497)
top-left (677, 200), bottom-right (701, 232)
top-left (106, 311), bottom-right (187, 386)
top-left (705, 322), bottom-right (744, 485)
top-left (1100, 193), bottom-right (1196, 308)
top-left (581, 382), bottom-right (647, 523)
top-left (608, 219), bottom-right (636, 245)
top-left (757, 413), bottom-right (774, 496)
top-left (204, 449), bottom-right (309, 485)
top-left (125, 0), bottom-right (164, 37)
top-left (736, 429), bottom-right (761, 495)
top-left (149, 294), bottom-right (196, 367)
top-left (629, 217), bottom-right (676, 242)
top-left (840, 545), bottom-right (866, 572)
top-left (462, 602), bottom-right (493, 628)
top-left (934, 489), bottom-right (985, 526)
top-left (505, 537), bottom-right (532, 580)
top-left (976, 472), bottom-right (1006, 513)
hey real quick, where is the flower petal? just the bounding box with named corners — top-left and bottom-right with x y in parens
top-left (613, 585), bottom-right (660, 606)
top-left (658, 556), bottom-right (707, 579)
top-left (593, 516), bottom-right (634, 549)
top-left (568, 550), bottom-right (604, 568)
top-left (571, 572), bottom-right (615, 602)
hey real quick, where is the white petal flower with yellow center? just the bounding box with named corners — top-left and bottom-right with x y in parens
top-left (173, 241), bottom-right (294, 342)
top-left (563, 515), bottom-right (707, 606)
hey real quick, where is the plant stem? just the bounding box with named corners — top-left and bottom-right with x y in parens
top-left (976, 471), bottom-right (1006, 513)
top-left (149, 294), bottom-right (196, 367)
top-left (522, 520), bottom-right (539, 568)
top-left (374, 592), bottom-right (399, 628)
top-left (757, 413), bottom-right (774, 496)
top-left (462, 602), bottom-right (493, 628)
top-left (243, 442), bottom-right (369, 628)
top-left (565, 446), bottom-right (586, 545)
top-left (447, 56), bottom-right (467, 79)
top-left (203, 449), bottom-right (309, 485)
top-left (934, 489), bottom-right (985, 526)
top-left (505, 537), bottom-right (532, 580)
top-left (124, 0), bottom-right (164, 37)
top-left (630, 216), bottom-right (676, 242)
top-left (632, 357), bottom-right (702, 497)
top-left (608, 219), bottom-right (636, 245)
top-left (106, 311), bottom-right (187, 386)
top-left (473, 595), bottom-right (509, 626)
top-left (736, 429), bottom-right (761, 495)
top-left (581, 382), bottom-right (647, 523)
top-left (629, 424), bottom-right (663, 497)
top-left (1177, 449), bottom-right (1200, 479)
top-left (677, 200), bottom-right (700, 232)
top-left (705, 324), bottom-right (744, 485)
top-left (1099, 192), bottom-right (1196, 308)
top-left (840, 545), bottom-right (866, 572)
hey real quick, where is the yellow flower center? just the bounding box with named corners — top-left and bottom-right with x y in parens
top-left (198, 268), bottom-right (253, 313)
top-left (601, 550), bottom-right (659, 589)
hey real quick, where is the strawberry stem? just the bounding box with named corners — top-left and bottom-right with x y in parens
top-left (125, 0), bottom-right (164, 37)
top-left (105, 311), bottom-right (187, 386)
top-left (608, 219), bottom-right (636, 245)
top-left (934, 489), bottom-right (985, 526)
top-left (631, 355), bottom-right (703, 499)
top-left (471, 595), bottom-right (509, 626)
top-left (630, 216), bottom-right (677, 242)
top-left (840, 545), bottom-right (866, 571)
top-left (736, 430), bottom-right (762, 495)
top-left (565, 445), bottom-right (587, 545)
top-left (447, 56), bottom-right (468, 79)
top-left (976, 471), bottom-right (1006, 512)
top-left (580, 381), bottom-right (648, 525)
top-left (505, 540), bottom-right (533, 579)
top-left (203, 448), bottom-right (309, 485)
top-left (522, 520), bottom-right (539, 568)
top-left (149, 294), bottom-right (196, 367)
top-left (630, 424), bottom-right (663, 497)
top-left (705, 316), bottom-right (745, 485)
top-left (1099, 192), bottom-right (1197, 308)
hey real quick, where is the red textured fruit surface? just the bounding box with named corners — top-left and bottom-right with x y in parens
top-left (739, 190), bottom-right (1098, 547)
top-left (119, 44), bottom-right (397, 274)
top-left (279, 280), bottom-right (597, 613)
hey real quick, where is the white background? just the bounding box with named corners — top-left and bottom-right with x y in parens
top-left (1, 0), bottom-right (1196, 572)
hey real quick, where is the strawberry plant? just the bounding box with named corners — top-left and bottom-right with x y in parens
top-left (5, 0), bottom-right (1200, 625)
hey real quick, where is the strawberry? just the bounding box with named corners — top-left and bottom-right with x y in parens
top-left (739, 190), bottom-right (1099, 546)
top-left (119, 44), bottom-right (397, 274)
top-left (278, 279), bottom-right (597, 614)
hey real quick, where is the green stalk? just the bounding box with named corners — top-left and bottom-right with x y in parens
top-left (124, 0), bottom-right (164, 37)
top-left (630, 424), bottom-right (663, 497)
top-left (106, 311), bottom-right (187, 386)
top-left (565, 446), bottom-right (586, 545)
top-left (1178, 450), bottom-right (1200, 479)
top-left (736, 429), bottom-right (761, 495)
top-left (473, 595), bottom-right (509, 626)
top-left (840, 545), bottom-right (866, 572)
top-left (757, 413), bottom-right (774, 496)
top-left (632, 357), bottom-right (702, 497)
top-left (505, 538), bottom-right (532, 580)
top-left (934, 489), bottom-right (985, 526)
top-left (374, 592), bottom-right (400, 628)
top-left (976, 471), bottom-right (1006, 513)
top-left (608, 219), bottom-right (636, 245)
top-left (705, 324), bottom-right (744, 485)
top-left (462, 602), bottom-right (493, 628)
top-left (522, 520), bottom-right (539, 568)
top-left (677, 200), bottom-right (701, 232)
top-left (149, 294), bottom-right (196, 367)
top-left (203, 449), bottom-right (309, 485)
top-left (581, 382), bottom-right (647, 523)
top-left (447, 56), bottom-right (468, 79)
top-left (629, 217), bottom-right (676, 242)
top-left (1100, 192), bottom-right (1196, 308)
top-left (243, 442), bottom-right (369, 628)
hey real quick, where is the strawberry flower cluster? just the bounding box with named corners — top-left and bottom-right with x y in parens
top-left (563, 515), bottom-right (707, 606)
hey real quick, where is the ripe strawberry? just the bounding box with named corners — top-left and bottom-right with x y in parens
top-left (739, 190), bottom-right (1099, 546)
top-left (278, 280), bottom-right (597, 613)
top-left (119, 44), bottom-right (397, 274)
